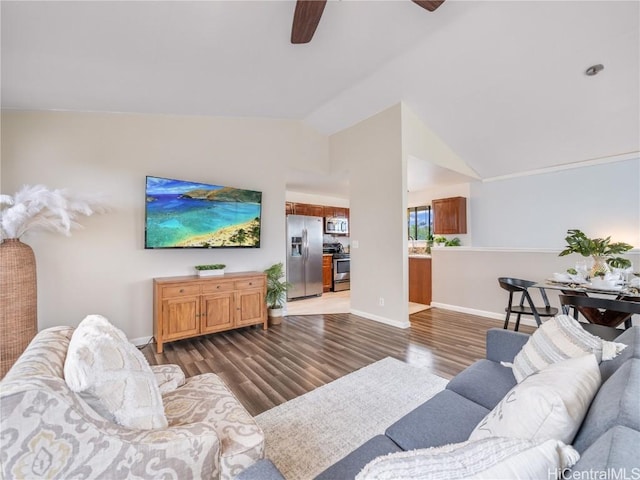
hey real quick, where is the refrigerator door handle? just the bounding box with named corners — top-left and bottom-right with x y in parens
top-left (303, 228), bottom-right (308, 260)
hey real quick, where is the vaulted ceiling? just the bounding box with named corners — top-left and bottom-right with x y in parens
top-left (2, 1), bottom-right (639, 195)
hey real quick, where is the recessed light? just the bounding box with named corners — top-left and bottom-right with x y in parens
top-left (585, 64), bottom-right (604, 76)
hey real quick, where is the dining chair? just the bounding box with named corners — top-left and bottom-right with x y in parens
top-left (498, 277), bottom-right (559, 331)
top-left (559, 294), bottom-right (640, 341)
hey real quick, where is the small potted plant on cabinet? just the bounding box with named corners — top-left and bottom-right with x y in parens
top-left (264, 262), bottom-right (291, 325)
top-left (195, 264), bottom-right (226, 277)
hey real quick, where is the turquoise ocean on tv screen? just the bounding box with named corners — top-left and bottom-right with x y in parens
top-left (145, 177), bottom-right (261, 248)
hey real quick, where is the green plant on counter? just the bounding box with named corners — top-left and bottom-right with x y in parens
top-left (434, 236), bottom-right (447, 245)
top-left (445, 237), bottom-right (461, 247)
top-left (194, 264), bottom-right (226, 271)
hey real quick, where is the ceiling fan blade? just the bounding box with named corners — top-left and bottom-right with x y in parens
top-left (291, 0), bottom-right (327, 44)
top-left (412, 0), bottom-right (446, 12)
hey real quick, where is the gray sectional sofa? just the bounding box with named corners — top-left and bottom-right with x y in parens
top-left (238, 326), bottom-right (640, 479)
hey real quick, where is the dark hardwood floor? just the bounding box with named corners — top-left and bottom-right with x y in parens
top-left (141, 308), bottom-right (534, 416)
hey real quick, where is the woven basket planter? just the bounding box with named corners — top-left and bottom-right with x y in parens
top-left (0, 239), bottom-right (38, 377)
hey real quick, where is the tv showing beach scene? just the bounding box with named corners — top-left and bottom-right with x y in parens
top-left (145, 176), bottom-right (262, 249)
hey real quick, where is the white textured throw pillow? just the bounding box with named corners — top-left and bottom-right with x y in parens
top-left (509, 314), bottom-right (626, 383)
top-left (356, 437), bottom-right (579, 480)
top-left (470, 354), bottom-right (601, 444)
top-left (64, 315), bottom-right (168, 430)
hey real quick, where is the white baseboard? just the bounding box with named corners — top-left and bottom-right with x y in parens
top-left (429, 302), bottom-right (538, 328)
top-left (350, 309), bottom-right (411, 329)
top-left (130, 336), bottom-right (154, 347)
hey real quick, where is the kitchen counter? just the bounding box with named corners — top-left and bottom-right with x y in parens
top-left (408, 254), bottom-right (431, 258)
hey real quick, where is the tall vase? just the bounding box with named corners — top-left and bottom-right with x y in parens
top-left (0, 238), bottom-right (38, 377)
top-left (590, 255), bottom-right (611, 279)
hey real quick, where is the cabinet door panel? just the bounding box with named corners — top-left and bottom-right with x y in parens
top-left (236, 288), bottom-right (264, 326)
top-left (162, 296), bottom-right (199, 340)
top-left (201, 293), bottom-right (234, 333)
top-left (433, 197), bottom-right (467, 234)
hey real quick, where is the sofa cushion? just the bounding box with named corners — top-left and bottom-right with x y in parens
top-left (150, 364), bottom-right (186, 394)
top-left (355, 437), bottom-right (579, 480)
top-left (385, 390), bottom-right (489, 451)
top-left (510, 315), bottom-right (626, 383)
top-left (572, 358), bottom-right (640, 453)
top-left (446, 359), bottom-right (516, 410)
top-left (571, 426), bottom-right (640, 474)
top-left (598, 326), bottom-right (640, 381)
top-left (314, 435), bottom-right (402, 480)
top-left (470, 354), bottom-right (601, 444)
top-left (64, 315), bottom-right (168, 430)
top-left (485, 328), bottom-right (530, 364)
top-left (236, 459), bottom-right (286, 480)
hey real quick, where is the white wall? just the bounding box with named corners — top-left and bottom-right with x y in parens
top-left (285, 191), bottom-right (349, 208)
top-left (432, 247), bottom-right (640, 326)
top-left (330, 104), bottom-right (409, 328)
top-left (470, 158), bottom-right (640, 248)
top-left (1, 111), bottom-right (328, 340)
top-left (431, 157), bottom-right (640, 324)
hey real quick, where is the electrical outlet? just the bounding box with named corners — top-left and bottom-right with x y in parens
top-left (352, 240), bottom-right (359, 249)
top-left (379, 297), bottom-right (384, 306)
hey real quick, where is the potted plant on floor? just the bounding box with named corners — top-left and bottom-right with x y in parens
top-left (264, 262), bottom-right (291, 326)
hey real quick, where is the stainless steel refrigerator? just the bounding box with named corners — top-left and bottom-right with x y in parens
top-left (286, 215), bottom-right (323, 300)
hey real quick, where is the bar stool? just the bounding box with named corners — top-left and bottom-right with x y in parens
top-left (498, 277), bottom-right (559, 331)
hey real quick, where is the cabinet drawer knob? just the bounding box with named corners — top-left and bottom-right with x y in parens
top-left (249, 282), bottom-right (253, 286)
top-left (179, 289), bottom-right (184, 293)
top-left (217, 285), bottom-right (220, 289)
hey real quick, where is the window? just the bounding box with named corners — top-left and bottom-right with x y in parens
top-left (407, 205), bottom-right (432, 241)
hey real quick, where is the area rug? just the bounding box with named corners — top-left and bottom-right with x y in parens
top-left (255, 357), bottom-right (448, 479)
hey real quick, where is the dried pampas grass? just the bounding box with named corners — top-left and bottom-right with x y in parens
top-left (0, 185), bottom-right (110, 239)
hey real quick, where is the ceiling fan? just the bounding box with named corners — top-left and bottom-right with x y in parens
top-left (291, 0), bottom-right (446, 44)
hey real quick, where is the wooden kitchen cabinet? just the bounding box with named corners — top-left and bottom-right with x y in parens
top-left (323, 206), bottom-right (349, 218)
top-left (409, 257), bottom-right (432, 305)
top-left (153, 272), bottom-right (267, 353)
top-left (322, 255), bottom-right (333, 292)
top-left (286, 202), bottom-right (325, 217)
top-left (286, 202), bottom-right (349, 220)
top-left (432, 196), bottom-right (467, 234)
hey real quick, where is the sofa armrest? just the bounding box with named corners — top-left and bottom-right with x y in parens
top-left (486, 328), bottom-right (530, 363)
top-left (1, 379), bottom-right (220, 480)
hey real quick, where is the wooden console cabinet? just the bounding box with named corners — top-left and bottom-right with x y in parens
top-left (153, 271), bottom-right (267, 353)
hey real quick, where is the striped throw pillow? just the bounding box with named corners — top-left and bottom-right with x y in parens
top-left (510, 315), bottom-right (626, 383)
top-left (356, 437), bottom-right (579, 480)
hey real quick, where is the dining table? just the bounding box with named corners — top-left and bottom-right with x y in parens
top-left (534, 279), bottom-right (640, 328)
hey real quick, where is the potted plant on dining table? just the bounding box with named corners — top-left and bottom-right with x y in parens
top-left (559, 229), bottom-right (633, 279)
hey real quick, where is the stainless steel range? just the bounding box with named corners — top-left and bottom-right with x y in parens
top-left (323, 243), bottom-right (350, 292)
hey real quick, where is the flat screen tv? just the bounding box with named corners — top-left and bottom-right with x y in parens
top-left (145, 176), bottom-right (262, 249)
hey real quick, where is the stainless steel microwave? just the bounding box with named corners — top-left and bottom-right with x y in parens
top-left (325, 217), bottom-right (348, 235)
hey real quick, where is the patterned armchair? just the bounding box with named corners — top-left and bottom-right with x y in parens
top-left (0, 326), bottom-right (264, 479)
